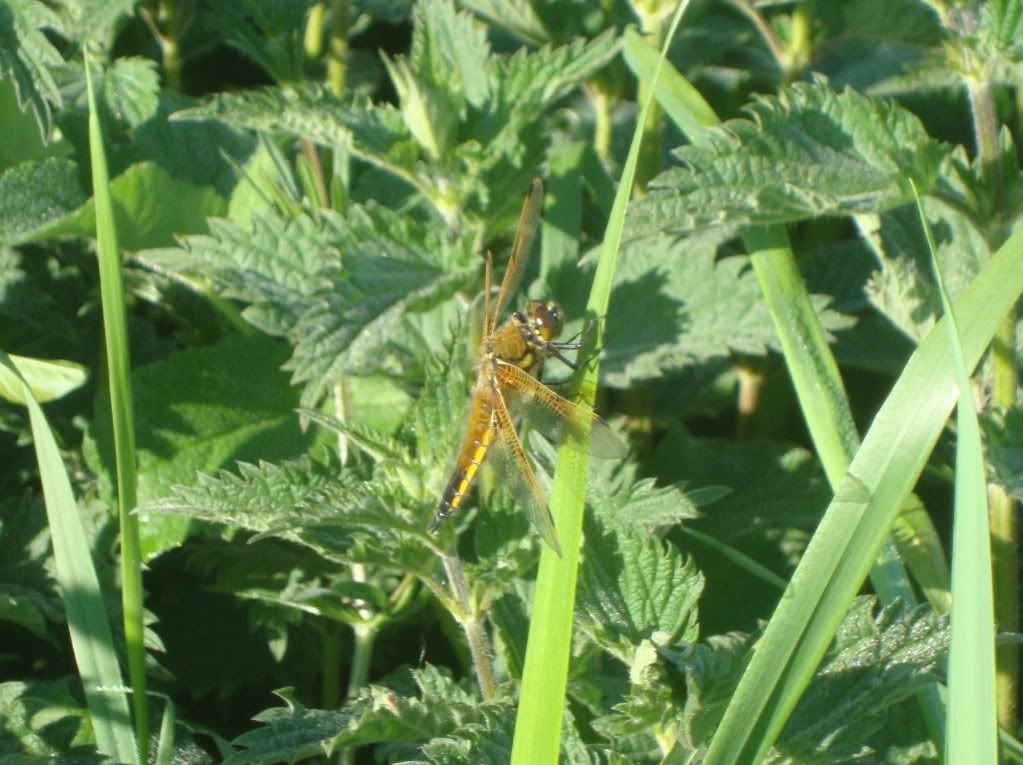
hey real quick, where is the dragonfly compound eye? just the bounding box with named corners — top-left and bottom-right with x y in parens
top-left (525, 300), bottom-right (565, 340)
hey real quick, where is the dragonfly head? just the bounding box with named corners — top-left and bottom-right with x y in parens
top-left (524, 299), bottom-right (565, 342)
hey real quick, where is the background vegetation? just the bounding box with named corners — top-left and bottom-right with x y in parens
top-left (2, 0), bottom-right (1023, 762)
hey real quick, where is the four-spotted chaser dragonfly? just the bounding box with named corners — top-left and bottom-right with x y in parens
top-left (429, 178), bottom-right (627, 555)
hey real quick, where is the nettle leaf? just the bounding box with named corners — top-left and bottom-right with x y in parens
top-left (419, 704), bottom-right (597, 765)
top-left (0, 678), bottom-right (99, 760)
top-left (628, 81), bottom-right (947, 238)
top-left (601, 230), bottom-right (854, 386)
top-left (0, 0), bottom-right (64, 140)
top-left (672, 631), bottom-right (759, 751)
top-left (224, 665), bottom-right (481, 765)
top-left (145, 451), bottom-right (434, 571)
top-left (577, 515), bottom-right (704, 665)
top-left (0, 158), bottom-right (85, 247)
top-left (858, 152), bottom-right (991, 343)
top-left (55, 57), bottom-right (161, 129)
top-left (207, 0), bottom-right (311, 83)
top-left (144, 210), bottom-right (341, 336)
top-left (173, 85), bottom-right (417, 183)
top-left (478, 29), bottom-right (618, 164)
top-left (55, 0), bottom-right (138, 46)
top-left (409, 0), bottom-right (491, 109)
top-left (774, 598), bottom-right (949, 763)
top-left (287, 204), bottom-right (474, 410)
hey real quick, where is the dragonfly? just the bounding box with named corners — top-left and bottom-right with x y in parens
top-left (429, 178), bottom-right (627, 555)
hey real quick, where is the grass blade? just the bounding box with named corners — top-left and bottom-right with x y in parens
top-left (1, 351), bottom-right (137, 763)
top-left (912, 184), bottom-right (997, 761)
top-left (703, 224), bottom-right (1023, 762)
top-left (85, 55), bottom-right (148, 761)
top-left (508, 4), bottom-right (693, 763)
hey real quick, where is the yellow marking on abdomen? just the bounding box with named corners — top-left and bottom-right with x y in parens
top-left (446, 424), bottom-right (498, 510)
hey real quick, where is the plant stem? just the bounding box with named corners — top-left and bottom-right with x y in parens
top-left (327, 0), bottom-right (350, 98)
top-left (632, 9), bottom-right (665, 195)
top-left (441, 552), bottom-right (497, 699)
top-left (158, 0), bottom-right (182, 91)
top-left (305, 1), bottom-right (326, 60)
top-left (726, 0), bottom-right (788, 77)
top-left (321, 626), bottom-right (342, 708)
top-left (590, 86), bottom-right (613, 165)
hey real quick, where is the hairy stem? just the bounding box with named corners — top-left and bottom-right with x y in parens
top-left (327, 0), bottom-right (350, 98)
top-left (441, 552), bottom-right (497, 700)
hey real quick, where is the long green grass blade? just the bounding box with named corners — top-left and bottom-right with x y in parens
top-left (703, 225), bottom-right (1023, 763)
top-left (1, 351), bottom-right (137, 763)
top-left (85, 55), bottom-right (148, 761)
top-left (913, 185), bottom-right (997, 762)
top-left (508, 5), bottom-right (692, 763)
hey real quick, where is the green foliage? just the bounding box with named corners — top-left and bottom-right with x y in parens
top-left (628, 81), bottom-right (947, 237)
top-left (0, 158), bottom-right (85, 247)
top-left (3, 0), bottom-right (1018, 761)
top-left (577, 515), bottom-right (704, 665)
top-left (223, 666), bottom-right (481, 764)
top-left (0, 0), bottom-right (64, 140)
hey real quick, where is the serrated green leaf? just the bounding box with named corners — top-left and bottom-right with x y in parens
top-left (628, 81), bottom-right (947, 238)
top-left (577, 516), bottom-right (704, 665)
top-left (0, 0), bottom-right (64, 140)
top-left (0, 353), bottom-right (87, 403)
top-left (142, 208), bottom-right (338, 335)
top-left (775, 599), bottom-right (949, 763)
top-left (100, 57), bottom-right (160, 126)
top-left (0, 158), bottom-right (85, 247)
top-left (0, 679), bottom-right (107, 760)
top-left (207, 0), bottom-right (310, 84)
top-left (172, 85), bottom-right (417, 187)
top-left (601, 230), bottom-right (854, 385)
top-left (286, 207), bottom-right (473, 410)
top-left (457, 0), bottom-right (548, 45)
top-left (0, 76), bottom-right (52, 170)
top-left (223, 666), bottom-right (481, 765)
top-left (85, 333), bottom-right (316, 559)
top-left (55, 0), bottom-right (139, 46)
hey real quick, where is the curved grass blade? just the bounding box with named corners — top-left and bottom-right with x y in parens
top-left (912, 182), bottom-right (997, 762)
top-left (1, 351), bottom-right (137, 763)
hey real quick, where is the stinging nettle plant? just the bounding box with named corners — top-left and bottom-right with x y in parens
top-left (2, 0), bottom-right (1022, 763)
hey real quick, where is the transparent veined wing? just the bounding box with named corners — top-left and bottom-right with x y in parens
top-left (487, 178), bottom-right (543, 337)
top-left (490, 382), bottom-right (562, 556)
top-left (494, 360), bottom-right (628, 460)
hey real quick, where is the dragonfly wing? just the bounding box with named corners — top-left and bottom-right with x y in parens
top-left (495, 361), bottom-right (628, 460)
top-left (488, 178), bottom-right (543, 336)
top-left (491, 384), bottom-right (562, 556)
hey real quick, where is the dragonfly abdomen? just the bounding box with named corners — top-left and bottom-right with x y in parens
top-left (430, 408), bottom-right (499, 530)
